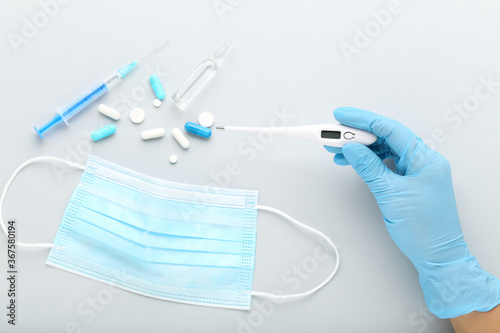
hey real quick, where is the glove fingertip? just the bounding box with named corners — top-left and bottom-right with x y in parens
top-left (342, 143), bottom-right (393, 185)
top-left (333, 107), bottom-right (349, 120)
top-left (324, 145), bottom-right (342, 154)
top-left (341, 142), bottom-right (367, 159)
top-left (334, 154), bottom-right (350, 166)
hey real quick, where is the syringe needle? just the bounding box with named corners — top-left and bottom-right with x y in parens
top-left (138, 40), bottom-right (169, 62)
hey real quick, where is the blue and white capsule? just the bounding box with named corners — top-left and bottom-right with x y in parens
top-left (185, 121), bottom-right (212, 138)
top-left (91, 124), bottom-right (116, 141)
top-left (149, 75), bottom-right (165, 100)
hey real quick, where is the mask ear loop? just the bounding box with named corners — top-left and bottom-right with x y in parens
top-left (0, 156), bottom-right (85, 249)
top-left (251, 205), bottom-right (340, 300)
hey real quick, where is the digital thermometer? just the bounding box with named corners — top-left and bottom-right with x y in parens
top-left (216, 123), bottom-right (377, 147)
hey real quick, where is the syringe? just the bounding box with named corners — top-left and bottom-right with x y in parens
top-left (34, 40), bottom-right (168, 139)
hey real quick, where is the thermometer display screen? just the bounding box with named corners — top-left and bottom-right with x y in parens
top-left (321, 130), bottom-right (341, 139)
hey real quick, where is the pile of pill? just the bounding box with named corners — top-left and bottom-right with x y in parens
top-left (91, 72), bottom-right (217, 166)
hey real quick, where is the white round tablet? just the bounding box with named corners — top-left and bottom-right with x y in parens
top-left (198, 112), bottom-right (214, 128)
top-left (153, 99), bottom-right (162, 108)
top-left (129, 108), bottom-right (145, 124)
top-left (169, 155), bottom-right (178, 164)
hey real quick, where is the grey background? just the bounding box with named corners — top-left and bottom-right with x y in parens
top-left (1, 0), bottom-right (500, 332)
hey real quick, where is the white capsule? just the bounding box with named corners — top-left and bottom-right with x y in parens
top-left (169, 155), bottom-right (178, 164)
top-left (153, 99), bottom-right (162, 108)
top-left (141, 128), bottom-right (165, 140)
top-left (198, 112), bottom-right (214, 127)
top-left (171, 128), bottom-right (190, 149)
top-left (130, 108), bottom-right (145, 124)
top-left (98, 104), bottom-right (121, 120)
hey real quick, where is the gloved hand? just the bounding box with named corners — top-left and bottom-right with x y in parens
top-left (325, 107), bottom-right (500, 319)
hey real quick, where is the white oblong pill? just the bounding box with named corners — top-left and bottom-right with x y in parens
top-left (198, 112), bottom-right (214, 127)
top-left (98, 104), bottom-right (121, 120)
top-left (130, 108), bottom-right (145, 124)
top-left (141, 128), bottom-right (165, 140)
top-left (153, 99), bottom-right (162, 108)
top-left (169, 155), bottom-right (178, 164)
top-left (172, 128), bottom-right (190, 149)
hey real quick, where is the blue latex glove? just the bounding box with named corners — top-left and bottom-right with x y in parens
top-left (325, 107), bottom-right (500, 318)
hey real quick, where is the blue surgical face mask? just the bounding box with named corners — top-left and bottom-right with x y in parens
top-left (0, 156), bottom-right (339, 310)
